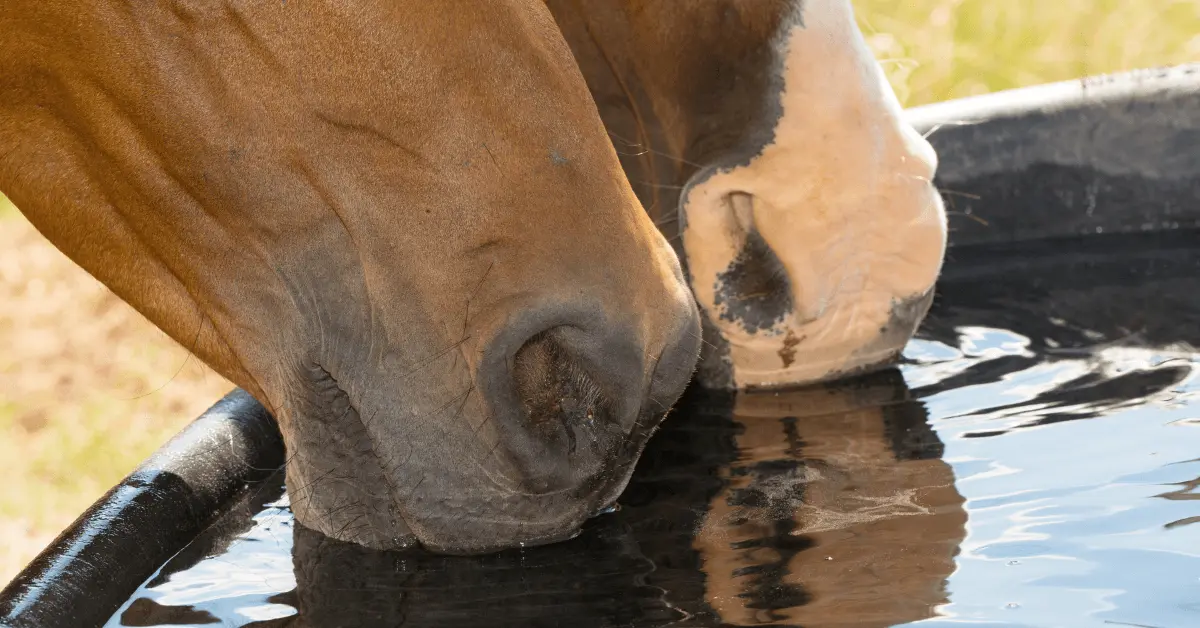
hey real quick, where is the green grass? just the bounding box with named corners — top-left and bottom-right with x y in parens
top-left (3, 1), bottom-right (1199, 584)
top-left (856, 0), bottom-right (1200, 107)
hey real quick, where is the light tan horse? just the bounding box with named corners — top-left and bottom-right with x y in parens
top-left (552, 0), bottom-right (946, 389)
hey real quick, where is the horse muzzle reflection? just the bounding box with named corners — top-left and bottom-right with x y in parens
top-left (693, 371), bottom-right (968, 627)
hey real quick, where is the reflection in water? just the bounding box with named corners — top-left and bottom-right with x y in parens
top-left (108, 231), bottom-right (1200, 628)
top-left (112, 377), bottom-right (964, 628)
top-left (288, 514), bottom-right (666, 627)
top-left (695, 376), bottom-right (967, 627)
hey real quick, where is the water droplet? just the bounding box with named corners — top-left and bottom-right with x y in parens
top-left (593, 503), bottom-right (621, 516)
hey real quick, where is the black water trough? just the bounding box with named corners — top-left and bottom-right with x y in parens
top-left (2, 64), bottom-right (1199, 628)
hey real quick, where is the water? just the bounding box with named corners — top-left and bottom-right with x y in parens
top-left (107, 231), bottom-right (1200, 627)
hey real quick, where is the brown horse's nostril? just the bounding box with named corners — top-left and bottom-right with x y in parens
top-left (480, 318), bottom-right (641, 495)
top-left (477, 303), bottom-right (699, 496)
top-left (511, 330), bottom-right (615, 457)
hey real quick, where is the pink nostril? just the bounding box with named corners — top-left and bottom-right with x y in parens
top-left (706, 192), bottom-right (799, 332)
top-left (729, 191), bottom-right (756, 233)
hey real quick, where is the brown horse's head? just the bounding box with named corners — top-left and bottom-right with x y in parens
top-left (2, 1), bottom-right (699, 553)
top-left (553, 0), bottom-right (947, 389)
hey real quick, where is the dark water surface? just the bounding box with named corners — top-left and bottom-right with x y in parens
top-left (107, 232), bottom-right (1200, 628)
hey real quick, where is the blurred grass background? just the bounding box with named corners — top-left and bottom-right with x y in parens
top-left (2, 0), bottom-right (1199, 586)
top-left (856, 0), bottom-right (1200, 107)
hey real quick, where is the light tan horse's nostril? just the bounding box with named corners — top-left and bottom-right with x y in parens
top-left (729, 191), bottom-right (757, 233)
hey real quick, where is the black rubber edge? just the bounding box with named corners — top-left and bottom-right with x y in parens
top-left (4, 62), bottom-right (1200, 627)
top-left (0, 390), bottom-right (284, 628)
top-left (907, 63), bottom-right (1200, 247)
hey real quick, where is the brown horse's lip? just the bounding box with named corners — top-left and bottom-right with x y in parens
top-left (403, 409), bottom-right (665, 554)
top-left (463, 411), bottom-right (651, 500)
top-left (416, 523), bottom-right (587, 556)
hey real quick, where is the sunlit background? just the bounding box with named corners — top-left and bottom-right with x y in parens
top-left (2, 0), bottom-right (1198, 584)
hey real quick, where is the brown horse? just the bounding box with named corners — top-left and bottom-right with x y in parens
top-left (0, 0), bottom-right (945, 553)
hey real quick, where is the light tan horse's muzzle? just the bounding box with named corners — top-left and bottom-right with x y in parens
top-left (679, 0), bottom-right (947, 389)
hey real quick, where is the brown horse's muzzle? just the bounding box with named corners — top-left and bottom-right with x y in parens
top-left (276, 179), bottom-right (703, 554)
